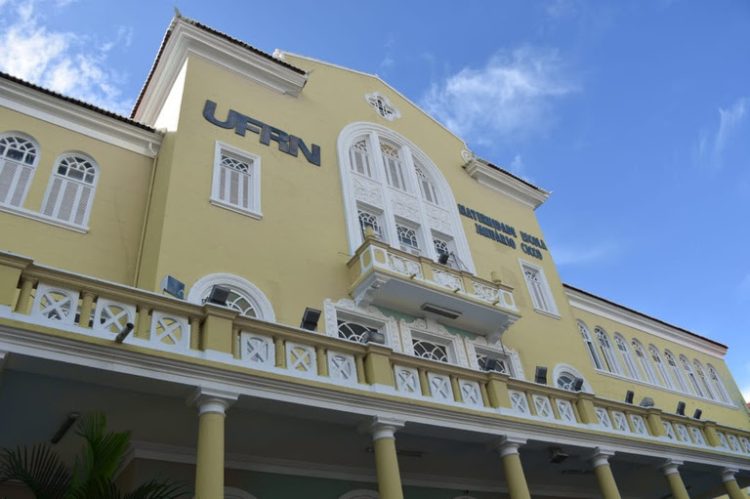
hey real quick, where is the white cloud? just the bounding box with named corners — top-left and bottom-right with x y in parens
top-left (696, 97), bottom-right (749, 169)
top-left (421, 46), bottom-right (578, 144)
top-left (0, 0), bottom-right (132, 114)
top-left (550, 240), bottom-right (620, 267)
top-left (507, 153), bottom-right (535, 183)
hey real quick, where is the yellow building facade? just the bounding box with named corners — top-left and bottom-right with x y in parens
top-left (0, 14), bottom-right (748, 499)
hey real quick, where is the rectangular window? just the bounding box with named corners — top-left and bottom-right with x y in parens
top-left (358, 208), bottom-right (384, 240)
top-left (520, 260), bottom-right (558, 316)
top-left (432, 232), bottom-right (458, 268)
top-left (211, 142), bottom-right (261, 218)
top-left (475, 350), bottom-right (512, 375)
top-left (412, 338), bottom-right (448, 362)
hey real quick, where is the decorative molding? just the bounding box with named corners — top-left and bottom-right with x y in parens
top-left (565, 287), bottom-right (727, 359)
top-left (2, 321), bottom-right (750, 472)
top-left (0, 78), bottom-right (161, 157)
top-left (135, 18), bottom-right (307, 125)
top-left (463, 160), bottom-right (548, 209)
top-left (364, 92), bottom-right (401, 121)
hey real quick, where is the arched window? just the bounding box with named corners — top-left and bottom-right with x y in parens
top-left (680, 354), bottom-right (703, 397)
top-left (210, 143), bottom-right (261, 217)
top-left (188, 273), bottom-right (275, 321)
top-left (578, 321), bottom-right (603, 370)
top-left (707, 364), bottom-right (731, 403)
top-left (649, 345), bottom-right (673, 389)
top-left (665, 350), bottom-right (689, 393)
top-left (553, 364), bottom-right (590, 393)
top-left (338, 123), bottom-right (475, 273)
top-left (631, 339), bottom-right (656, 384)
top-left (614, 334), bottom-right (639, 379)
top-left (41, 153), bottom-right (98, 226)
top-left (594, 327), bottom-right (619, 374)
top-left (0, 132), bottom-right (39, 207)
top-left (693, 360), bottom-right (715, 400)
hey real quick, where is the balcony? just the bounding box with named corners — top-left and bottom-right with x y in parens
top-left (347, 236), bottom-right (520, 339)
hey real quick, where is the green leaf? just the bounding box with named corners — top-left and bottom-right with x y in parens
top-left (0, 444), bottom-right (71, 499)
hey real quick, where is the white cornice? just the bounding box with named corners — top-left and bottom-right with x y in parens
top-left (1, 324), bottom-right (747, 472)
top-left (463, 160), bottom-right (549, 209)
top-left (0, 79), bottom-right (162, 157)
top-left (134, 19), bottom-right (307, 125)
top-left (565, 287), bottom-right (727, 359)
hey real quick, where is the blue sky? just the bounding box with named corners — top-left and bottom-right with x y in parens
top-left (1, 0), bottom-right (748, 399)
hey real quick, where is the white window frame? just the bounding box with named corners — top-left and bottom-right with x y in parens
top-left (552, 363), bottom-right (592, 393)
top-left (631, 339), bottom-right (657, 384)
top-left (665, 350), bottom-right (689, 393)
top-left (399, 317), bottom-right (468, 367)
top-left (323, 299), bottom-right (400, 351)
top-left (40, 151), bottom-right (99, 228)
top-left (187, 273), bottom-right (275, 321)
top-left (649, 345), bottom-right (673, 389)
top-left (0, 131), bottom-right (39, 208)
top-left (594, 327), bottom-right (621, 374)
top-left (578, 320), bottom-right (604, 370)
top-left (707, 363), bottom-right (732, 404)
top-left (210, 141), bottom-right (262, 219)
top-left (395, 218), bottom-right (423, 255)
top-left (519, 259), bottom-right (559, 317)
top-left (614, 334), bottom-right (639, 380)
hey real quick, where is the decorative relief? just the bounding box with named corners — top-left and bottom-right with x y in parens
top-left (425, 205), bottom-right (452, 234)
top-left (428, 373), bottom-right (452, 402)
top-left (328, 351), bottom-right (356, 383)
top-left (394, 365), bottom-right (419, 394)
top-left (352, 176), bottom-right (384, 208)
top-left (93, 299), bottom-right (136, 335)
top-left (431, 268), bottom-right (464, 291)
top-left (473, 282), bottom-right (498, 303)
top-left (555, 399), bottom-right (576, 423)
top-left (240, 332), bottom-right (275, 367)
top-left (509, 390), bottom-right (530, 414)
top-left (629, 415), bottom-right (648, 435)
top-left (365, 92), bottom-right (401, 121)
top-left (323, 299), bottom-right (401, 351)
top-left (32, 284), bottom-right (79, 324)
top-left (387, 253), bottom-right (422, 278)
top-left (611, 411), bottom-right (629, 432)
top-left (286, 342), bottom-right (316, 376)
top-left (532, 395), bottom-right (553, 419)
top-left (459, 380), bottom-right (482, 406)
top-left (389, 191), bottom-right (420, 221)
top-left (663, 422), bottom-right (676, 440)
top-left (674, 423), bottom-right (691, 443)
top-left (149, 312), bottom-right (190, 351)
top-left (595, 407), bottom-right (612, 429)
top-left (690, 426), bottom-right (706, 446)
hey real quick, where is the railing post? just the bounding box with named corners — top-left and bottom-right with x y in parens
top-left (486, 372), bottom-right (511, 408)
top-left (450, 375), bottom-right (463, 403)
top-left (14, 276), bottom-right (36, 314)
top-left (418, 368), bottom-right (431, 396)
top-left (200, 305), bottom-right (237, 358)
top-left (0, 253), bottom-right (32, 310)
top-left (136, 305), bottom-right (152, 339)
top-left (575, 393), bottom-right (599, 424)
top-left (316, 346), bottom-right (328, 376)
top-left (355, 354), bottom-right (366, 383)
top-left (78, 292), bottom-right (96, 328)
top-left (364, 344), bottom-right (395, 388)
top-left (645, 408), bottom-right (666, 437)
top-left (274, 337), bottom-right (286, 368)
top-left (703, 421), bottom-right (721, 447)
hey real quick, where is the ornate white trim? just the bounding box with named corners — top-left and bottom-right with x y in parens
top-left (187, 273), bottom-right (275, 321)
top-left (364, 92), bottom-right (401, 121)
top-left (463, 159), bottom-right (548, 209)
top-left (323, 299), bottom-right (400, 351)
top-left (337, 121), bottom-right (476, 274)
top-left (469, 335), bottom-right (525, 380)
top-left (400, 317), bottom-right (467, 367)
top-left (135, 17), bottom-right (307, 124)
top-left (0, 77), bottom-right (161, 157)
top-left (552, 363), bottom-right (592, 393)
top-left (565, 286), bottom-right (727, 359)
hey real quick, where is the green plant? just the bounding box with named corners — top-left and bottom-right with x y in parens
top-left (0, 413), bottom-right (188, 499)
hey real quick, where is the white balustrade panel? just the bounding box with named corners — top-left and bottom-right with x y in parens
top-left (428, 373), bottom-right (453, 402)
top-left (240, 332), bottom-right (275, 368)
top-left (394, 365), bottom-right (420, 395)
top-left (93, 298), bottom-right (135, 335)
top-left (459, 379), bottom-right (482, 407)
top-left (32, 283), bottom-right (79, 324)
top-left (328, 351), bottom-right (357, 384)
top-left (286, 342), bottom-right (317, 377)
top-left (149, 311), bottom-right (190, 352)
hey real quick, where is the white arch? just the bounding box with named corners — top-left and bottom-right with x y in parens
top-left (0, 130), bottom-right (40, 207)
top-left (224, 487), bottom-right (257, 499)
top-left (41, 150), bottom-right (100, 227)
top-left (188, 272), bottom-right (276, 321)
top-left (338, 490), bottom-right (379, 499)
top-left (552, 363), bottom-right (593, 393)
top-left (337, 121), bottom-right (475, 273)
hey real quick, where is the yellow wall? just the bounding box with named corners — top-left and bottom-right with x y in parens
top-left (0, 108), bottom-right (154, 284)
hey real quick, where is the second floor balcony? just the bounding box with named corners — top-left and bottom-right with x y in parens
top-left (347, 236), bottom-right (520, 340)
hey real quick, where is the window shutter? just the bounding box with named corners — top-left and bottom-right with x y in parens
top-left (43, 177), bottom-right (63, 216)
top-left (0, 159), bottom-right (17, 203)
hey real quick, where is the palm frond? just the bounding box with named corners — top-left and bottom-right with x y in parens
top-left (69, 413), bottom-right (131, 498)
top-left (0, 444), bottom-right (71, 499)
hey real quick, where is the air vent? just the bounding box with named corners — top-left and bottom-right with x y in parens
top-left (420, 303), bottom-right (461, 319)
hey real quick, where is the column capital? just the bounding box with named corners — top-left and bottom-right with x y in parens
top-left (588, 447), bottom-right (616, 468)
top-left (495, 436), bottom-right (527, 457)
top-left (660, 459), bottom-right (684, 476)
top-left (364, 416), bottom-right (405, 441)
top-left (188, 387), bottom-right (239, 416)
top-left (722, 468), bottom-right (739, 483)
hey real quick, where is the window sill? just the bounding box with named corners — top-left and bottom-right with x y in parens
top-left (0, 202), bottom-right (89, 233)
top-left (209, 198), bottom-right (263, 220)
top-left (593, 368), bottom-right (738, 409)
top-left (532, 307), bottom-right (561, 320)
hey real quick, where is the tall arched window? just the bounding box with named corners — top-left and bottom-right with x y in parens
top-left (337, 123), bottom-right (475, 273)
top-left (665, 350), bottom-right (689, 393)
top-left (578, 321), bottom-right (603, 370)
top-left (631, 339), bottom-right (657, 384)
top-left (594, 327), bottom-right (620, 374)
top-left (614, 334), bottom-right (639, 379)
top-left (680, 354), bottom-right (703, 397)
top-left (707, 364), bottom-right (731, 403)
top-left (0, 132), bottom-right (39, 207)
top-left (649, 345), bottom-right (673, 389)
top-left (693, 360), bottom-right (715, 400)
top-left (188, 273), bottom-right (275, 321)
top-left (41, 153), bottom-right (99, 226)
